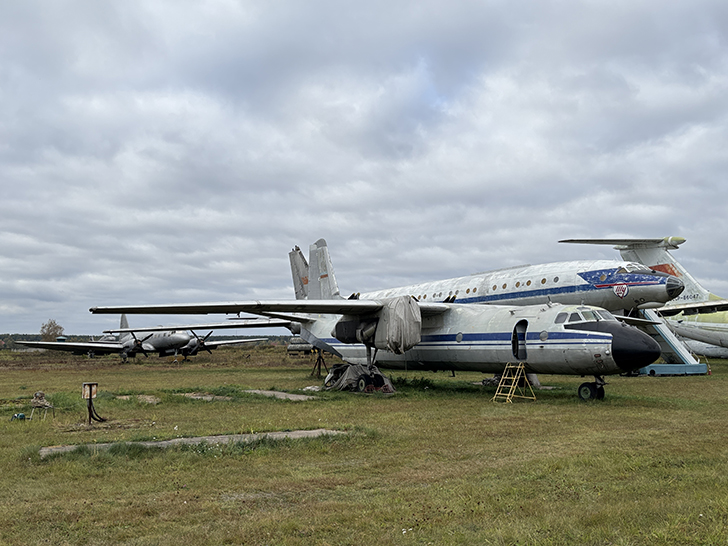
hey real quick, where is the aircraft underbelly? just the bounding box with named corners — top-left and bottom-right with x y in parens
top-left (334, 335), bottom-right (617, 375)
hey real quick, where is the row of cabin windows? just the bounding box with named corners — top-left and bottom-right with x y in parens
top-left (493, 276), bottom-right (560, 291)
top-left (414, 276), bottom-right (561, 301)
top-left (419, 288), bottom-right (473, 300)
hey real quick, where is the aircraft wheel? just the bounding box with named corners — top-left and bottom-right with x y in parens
top-left (356, 375), bottom-right (369, 392)
top-left (596, 386), bottom-right (605, 400)
top-left (578, 382), bottom-right (597, 401)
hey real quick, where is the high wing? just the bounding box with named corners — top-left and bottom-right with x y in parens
top-left (17, 340), bottom-right (125, 354)
top-left (202, 338), bottom-right (268, 349)
top-left (90, 299), bottom-right (450, 317)
top-left (104, 318), bottom-right (292, 334)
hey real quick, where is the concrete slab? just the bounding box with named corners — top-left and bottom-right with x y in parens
top-left (39, 428), bottom-right (345, 458)
top-left (244, 389), bottom-right (316, 401)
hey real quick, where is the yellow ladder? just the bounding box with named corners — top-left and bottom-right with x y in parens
top-left (492, 363), bottom-right (537, 403)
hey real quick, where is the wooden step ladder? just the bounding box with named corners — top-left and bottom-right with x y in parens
top-left (492, 363), bottom-right (537, 403)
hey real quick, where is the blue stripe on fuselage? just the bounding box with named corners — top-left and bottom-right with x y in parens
top-left (444, 269), bottom-right (664, 305)
top-left (315, 330), bottom-right (611, 351)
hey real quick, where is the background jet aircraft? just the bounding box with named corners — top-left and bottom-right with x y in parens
top-left (560, 237), bottom-right (728, 357)
top-left (291, 239), bottom-right (684, 313)
top-left (18, 315), bottom-right (267, 362)
top-left (90, 241), bottom-right (662, 400)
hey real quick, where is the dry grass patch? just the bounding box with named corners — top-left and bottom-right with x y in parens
top-left (1, 346), bottom-right (727, 545)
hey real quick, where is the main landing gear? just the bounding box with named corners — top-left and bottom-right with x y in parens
top-left (578, 376), bottom-right (606, 401)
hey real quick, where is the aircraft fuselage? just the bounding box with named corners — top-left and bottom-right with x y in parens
top-left (300, 302), bottom-right (660, 376)
top-left (362, 260), bottom-right (682, 313)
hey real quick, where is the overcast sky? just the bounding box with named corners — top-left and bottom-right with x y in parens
top-left (2, 0), bottom-right (727, 334)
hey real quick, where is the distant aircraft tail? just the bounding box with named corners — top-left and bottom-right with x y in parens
top-left (289, 246), bottom-right (309, 300)
top-left (560, 237), bottom-right (720, 302)
top-left (119, 314), bottom-right (131, 341)
top-left (289, 239), bottom-right (342, 300)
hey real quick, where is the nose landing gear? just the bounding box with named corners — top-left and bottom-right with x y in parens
top-left (578, 375), bottom-right (606, 400)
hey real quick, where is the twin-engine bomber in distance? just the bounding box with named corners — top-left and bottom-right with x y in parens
top-left (18, 314), bottom-right (265, 362)
top-left (90, 239), bottom-right (665, 400)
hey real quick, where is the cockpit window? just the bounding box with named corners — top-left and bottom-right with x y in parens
top-left (597, 310), bottom-right (618, 321)
top-left (581, 310), bottom-right (598, 321)
top-left (617, 263), bottom-right (652, 274)
top-left (555, 312), bottom-right (568, 324)
top-left (568, 312), bottom-right (582, 322)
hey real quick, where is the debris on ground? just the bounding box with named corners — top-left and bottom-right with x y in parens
top-left (324, 364), bottom-right (395, 393)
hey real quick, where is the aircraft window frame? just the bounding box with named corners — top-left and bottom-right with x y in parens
top-left (597, 310), bottom-right (617, 321)
top-left (626, 263), bottom-right (651, 273)
top-left (526, 280), bottom-right (532, 286)
top-left (581, 310), bottom-right (598, 321)
top-left (515, 281), bottom-right (521, 288)
top-left (473, 287), bottom-right (477, 293)
top-left (502, 283), bottom-right (507, 289)
top-left (541, 278), bottom-right (547, 284)
top-left (568, 312), bottom-right (582, 322)
top-left (553, 276), bottom-right (559, 283)
top-left (492, 285), bottom-right (497, 291)
top-left (555, 312), bottom-right (568, 324)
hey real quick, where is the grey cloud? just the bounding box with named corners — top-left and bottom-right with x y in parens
top-left (2, 1), bottom-right (728, 333)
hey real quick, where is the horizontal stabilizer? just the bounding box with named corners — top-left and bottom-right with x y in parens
top-left (559, 237), bottom-right (686, 250)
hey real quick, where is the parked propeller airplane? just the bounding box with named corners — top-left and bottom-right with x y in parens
top-left (560, 237), bottom-right (728, 355)
top-left (90, 240), bottom-right (663, 400)
top-left (18, 315), bottom-right (267, 362)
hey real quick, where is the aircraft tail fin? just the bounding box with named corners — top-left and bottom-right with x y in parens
top-left (289, 245), bottom-right (309, 300)
top-left (560, 237), bottom-right (719, 302)
top-left (307, 238), bottom-right (342, 300)
top-left (119, 314), bottom-right (131, 341)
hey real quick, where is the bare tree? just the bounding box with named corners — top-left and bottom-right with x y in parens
top-left (40, 319), bottom-right (64, 341)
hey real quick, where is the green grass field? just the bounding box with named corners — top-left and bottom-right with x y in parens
top-left (1, 346), bottom-right (726, 545)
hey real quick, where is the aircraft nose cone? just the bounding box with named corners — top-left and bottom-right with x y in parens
top-left (666, 276), bottom-right (684, 300)
top-left (612, 324), bottom-right (661, 372)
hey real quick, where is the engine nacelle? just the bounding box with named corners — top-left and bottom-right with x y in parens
top-left (332, 296), bottom-right (422, 354)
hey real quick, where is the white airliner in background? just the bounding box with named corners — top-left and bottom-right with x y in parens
top-left (90, 240), bottom-right (664, 400)
top-left (291, 240), bottom-right (684, 312)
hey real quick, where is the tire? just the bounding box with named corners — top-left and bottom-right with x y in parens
top-left (356, 375), bottom-right (368, 392)
top-left (578, 382), bottom-right (597, 401)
